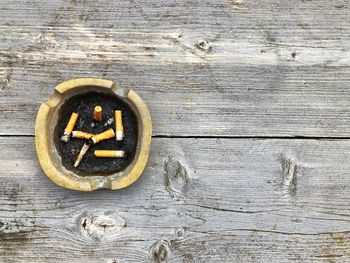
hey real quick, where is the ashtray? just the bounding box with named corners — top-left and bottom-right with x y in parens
top-left (35, 78), bottom-right (152, 191)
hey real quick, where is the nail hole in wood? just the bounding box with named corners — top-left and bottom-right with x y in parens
top-left (195, 39), bottom-right (212, 53)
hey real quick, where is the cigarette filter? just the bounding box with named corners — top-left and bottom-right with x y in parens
top-left (61, 112), bottom-right (79, 142)
top-left (91, 128), bottom-right (115, 144)
top-left (93, 106), bottom-right (103, 121)
top-left (72, 131), bottom-right (95, 139)
top-left (94, 150), bottom-right (125, 158)
top-left (115, 110), bottom-right (124, 141)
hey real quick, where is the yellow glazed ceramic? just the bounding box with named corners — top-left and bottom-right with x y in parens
top-left (35, 78), bottom-right (152, 191)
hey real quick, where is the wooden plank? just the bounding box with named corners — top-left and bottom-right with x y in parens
top-left (0, 0), bottom-right (349, 136)
top-left (1, 137), bottom-right (350, 262)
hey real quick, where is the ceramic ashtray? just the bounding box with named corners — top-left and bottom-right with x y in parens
top-left (35, 78), bottom-right (152, 191)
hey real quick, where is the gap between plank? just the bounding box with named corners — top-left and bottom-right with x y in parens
top-left (2, 134), bottom-right (350, 140)
top-left (153, 135), bottom-right (350, 140)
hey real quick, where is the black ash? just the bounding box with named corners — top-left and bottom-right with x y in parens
top-left (54, 91), bottom-right (138, 176)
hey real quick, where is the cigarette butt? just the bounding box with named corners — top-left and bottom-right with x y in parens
top-left (72, 131), bottom-right (95, 139)
top-left (93, 106), bottom-right (102, 121)
top-left (94, 150), bottom-right (125, 158)
top-left (61, 112), bottom-right (79, 142)
top-left (115, 110), bottom-right (124, 141)
top-left (65, 112), bottom-right (79, 133)
top-left (91, 128), bottom-right (115, 144)
top-left (74, 142), bottom-right (90, 167)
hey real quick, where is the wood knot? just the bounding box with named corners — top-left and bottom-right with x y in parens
top-left (280, 155), bottom-right (298, 196)
top-left (195, 39), bottom-right (212, 53)
top-left (150, 240), bottom-right (171, 263)
top-left (164, 157), bottom-right (191, 198)
top-left (174, 227), bottom-right (186, 239)
top-left (0, 217), bottom-right (36, 236)
top-left (79, 211), bottom-right (126, 241)
top-left (0, 53), bottom-right (14, 92)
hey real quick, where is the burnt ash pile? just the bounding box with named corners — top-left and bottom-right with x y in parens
top-left (54, 91), bottom-right (138, 176)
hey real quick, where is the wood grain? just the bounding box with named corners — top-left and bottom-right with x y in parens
top-left (1, 137), bottom-right (350, 262)
top-left (0, 0), bottom-right (349, 136)
top-left (1, 0), bottom-right (349, 262)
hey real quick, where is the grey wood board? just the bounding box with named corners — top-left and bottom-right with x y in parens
top-left (0, 0), bottom-right (349, 136)
top-left (1, 137), bottom-right (350, 262)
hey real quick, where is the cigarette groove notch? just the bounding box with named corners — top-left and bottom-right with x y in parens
top-left (93, 106), bottom-right (103, 121)
top-left (94, 150), bottom-right (125, 158)
top-left (115, 110), bottom-right (124, 141)
top-left (72, 131), bottom-right (95, 139)
top-left (61, 112), bottom-right (79, 142)
top-left (91, 128), bottom-right (115, 144)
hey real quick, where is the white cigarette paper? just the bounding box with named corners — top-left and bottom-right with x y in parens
top-left (74, 143), bottom-right (90, 167)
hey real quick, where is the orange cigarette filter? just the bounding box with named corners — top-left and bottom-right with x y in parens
top-left (93, 106), bottom-right (102, 121)
top-left (72, 131), bottom-right (95, 139)
top-left (94, 150), bottom-right (125, 158)
top-left (91, 128), bottom-right (115, 144)
top-left (61, 112), bottom-right (79, 142)
top-left (115, 110), bottom-right (124, 141)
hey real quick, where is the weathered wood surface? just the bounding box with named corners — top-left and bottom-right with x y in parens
top-left (1, 137), bottom-right (350, 262)
top-left (1, 0), bottom-right (350, 262)
top-left (0, 0), bottom-right (349, 136)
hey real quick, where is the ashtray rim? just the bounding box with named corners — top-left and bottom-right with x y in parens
top-left (35, 78), bottom-right (152, 191)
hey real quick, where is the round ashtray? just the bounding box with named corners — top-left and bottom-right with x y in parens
top-left (35, 78), bottom-right (152, 191)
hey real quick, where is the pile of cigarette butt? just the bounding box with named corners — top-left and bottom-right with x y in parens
top-left (60, 106), bottom-right (125, 168)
